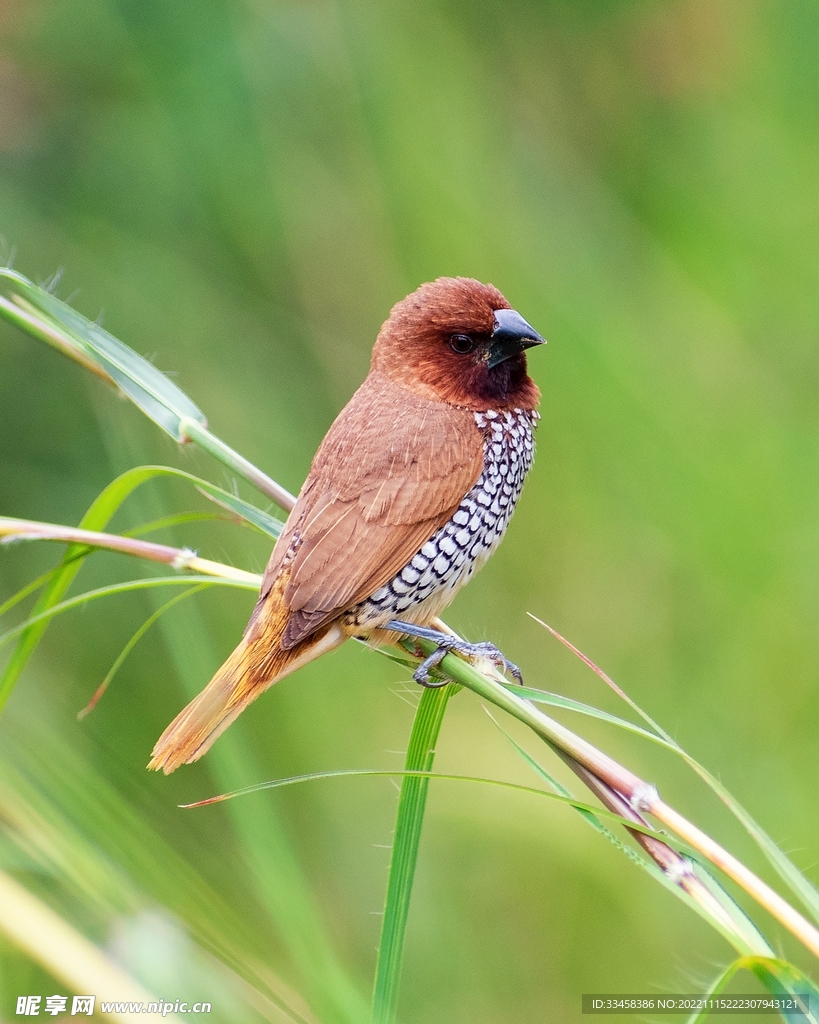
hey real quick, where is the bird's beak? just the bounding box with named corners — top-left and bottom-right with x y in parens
top-left (487, 308), bottom-right (546, 368)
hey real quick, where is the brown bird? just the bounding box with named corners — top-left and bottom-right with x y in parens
top-left (149, 277), bottom-right (545, 773)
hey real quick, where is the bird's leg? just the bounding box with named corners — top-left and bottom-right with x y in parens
top-left (384, 620), bottom-right (523, 687)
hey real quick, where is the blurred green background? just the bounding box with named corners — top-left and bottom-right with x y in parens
top-left (1, 0), bottom-right (818, 1020)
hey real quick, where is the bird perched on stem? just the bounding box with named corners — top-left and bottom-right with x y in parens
top-left (149, 277), bottom-right (545, 773)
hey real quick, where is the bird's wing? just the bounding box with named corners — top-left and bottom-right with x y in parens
top-left (250, 373), bottom-right (484, 647)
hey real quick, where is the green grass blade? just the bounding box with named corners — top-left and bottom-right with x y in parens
top-left (118, 466), bottom-right (284, 537)
top-left (68, 464), bottom-right (285, 541)
top-left (181, 763), bottom-right (770, 956)
top-left (192, 484), bottom-right (283, 537)
top-left (180, 768), bottom-right (694, 843)
top-left (125, 511), bottom-right (236, 536)
top-left (0, 576), bottom-right (253, 651)
top-left (77, 583), bottom-right (209, 718)
top-left (371, 684), bottom-right (456, 1024)
top-left (0, 558), bottom-right (86, 619)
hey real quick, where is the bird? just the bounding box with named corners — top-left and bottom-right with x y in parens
top-left (149, 277), bottom-right (545, 773)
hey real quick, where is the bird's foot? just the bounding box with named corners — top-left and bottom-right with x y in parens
top-left (384, 620), bottom-right (523, 687)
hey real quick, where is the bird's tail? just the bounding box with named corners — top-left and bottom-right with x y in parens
top-left (148, 576), bottom-right (344, 774)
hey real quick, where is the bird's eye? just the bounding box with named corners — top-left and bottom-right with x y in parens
top-left (449, 333), bottom-right (475, 355)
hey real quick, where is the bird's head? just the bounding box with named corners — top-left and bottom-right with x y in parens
top-left (371, 277), bottom-right (545, 411)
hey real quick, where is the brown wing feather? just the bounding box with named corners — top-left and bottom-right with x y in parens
top-left (248, 372), bottom-right (484, 649)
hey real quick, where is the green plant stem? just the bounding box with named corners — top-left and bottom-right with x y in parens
top-left (178, 416), bottom-right (296, 511)
top-left (371, 684), bottom-right (455, 1024)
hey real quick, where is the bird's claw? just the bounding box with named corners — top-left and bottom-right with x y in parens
top-left (413, 647), bottom-right (450, 687)
top-left (384, 620), bottom-right (523, 687)
top-left (408, 633), bottom-right (523, 687)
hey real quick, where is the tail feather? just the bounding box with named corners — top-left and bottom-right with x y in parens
top-left (148, 576), bottom-right (344, 773)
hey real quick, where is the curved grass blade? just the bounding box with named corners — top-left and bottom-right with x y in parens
top-left (192, 485), bottom-right (283, 538)
top-left (68, 464), bottom-right (286, 540)
top-left (0, 556), bottom-right (87, 619)
top-left (124, 511), bottom-right (237, 536)
top-left (180, 767), bottom-right (692, 838)
top-left (179, 762), bottom-right (770, 955)
top-left (78, 584), bottom-right (209, 718)
top-left (0, 575), bottom-right (255, 652)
